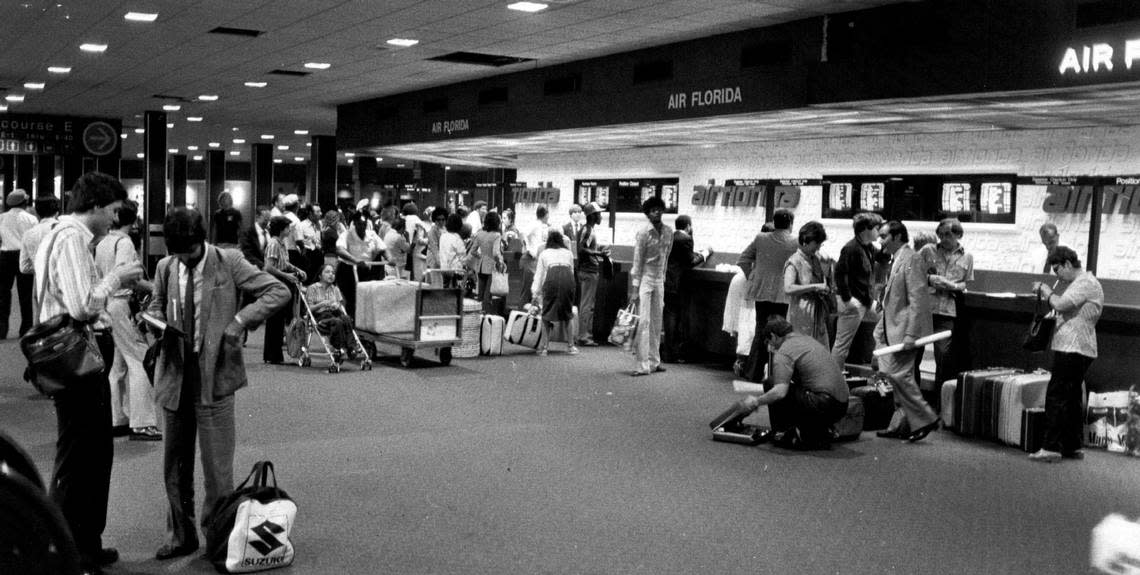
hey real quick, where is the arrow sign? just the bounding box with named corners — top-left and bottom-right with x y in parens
top-left (83, 121), bottom-right (118, 156)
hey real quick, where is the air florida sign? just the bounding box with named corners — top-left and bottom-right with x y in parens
top-left (1058, 37), bottom-right (1140, 75)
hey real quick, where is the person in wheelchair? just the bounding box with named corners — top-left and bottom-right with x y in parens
top-left (305, 264), bottom-right (355, 358)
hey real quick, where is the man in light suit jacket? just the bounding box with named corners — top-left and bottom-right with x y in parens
top-left (736, 208), bottom-right (798, 381)
top-left (148, 208), bottom-right (289, 560)
top-left (873, 220), bottom-right (940, 443)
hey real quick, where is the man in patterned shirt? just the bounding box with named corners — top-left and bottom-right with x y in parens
top-left (918, 217), bottom-right (974, 409)
top-left (630, 196), bottom-right (673, 376)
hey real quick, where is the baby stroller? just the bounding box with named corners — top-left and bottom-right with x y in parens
top-left (288, 287), bottom-right (372, 373)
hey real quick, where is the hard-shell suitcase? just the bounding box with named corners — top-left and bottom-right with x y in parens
top-left (1021, 407), bottom-right (1047, 453)
top-left (834, 396), bottom-right (864, 442)
top-left (505, 309), bottom-right (546, 350)
top-left (997, 372), bottom-right (1050, 446)
top-left (850, 386), bottom-right (893, 431)
top-left (941, 380), bottom-right (957, 431)
top-left (479, 314), bottom-right (505, 356)
top-left (957, 368), bottom-right (1019, 437)
top-left (979, 376), bottom-right (1006, 441)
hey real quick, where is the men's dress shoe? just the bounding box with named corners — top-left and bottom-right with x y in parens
top-left (876, 429), bottom-right (907, 439)
top-left (906, 419), bottom-right (941, 442)
top-left (111, 425), bottom-right (131, 438)
top-left (654, 365), bottom-right (667, 373)
top-left (94, 547), bottom-right (119, 565)
top-left (1062, 450), bottom-right (1085, 460)
top-left (1028, 449), bottom-right (1062, 463)
top-left (156, 542), bottom-right (200, 560)
top-left (129, 426), bottom-right (162, 441)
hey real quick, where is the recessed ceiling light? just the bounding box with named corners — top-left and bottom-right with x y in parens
top-left (162, 104), bottom-right (180, 111)
top-left (124, 11), bottom-right (158, 22)
top-left (347, 159), bottom-right (354, 164)
top-left (293, 157), bottom-right (305, 162)
top-left (277, 145), bottom-right (288, 150)
top-left (344, 152), bottom-right (355, 157)
top-left (387, 38), bottom-right (419, 47)
top-left (168, 148), bottom-right (179, 153)
top-left (233, 138), bottom-right (246, 144)
top-left (24, 82), bottom-right (45, 90)
top-left (507, 2), bottom-right (548, 12)
top-left (47, 66), bottom-right (71, 74)
top-left (80, 43), bottom-right (108, 53)
top-left (187, 116), bottom-right (203, 122)
top-left (120, 133), bottom-right (127, 139)
top-left (187, 145), bottom-right (199, 151)
top-left (229, 150), bottom-right (240, 156)
top-left (134, 128), bottom-right (145, 134)
top-left (0, 104), bottom-right (8, 112)
top-left (208, 142), bottom-right (221, 147)
top-left (377, 157), bottom-right (383, 162)
top-left (273, 158), bottom-right (283, 164)
top-left (396, 163), bottom-right (405, 168)
top-left (166, 123), bottom-right (174, 129)
top-left (306, 142), bottom-right (312, 147)
top-left (303, 62), bottom-right (331, 70)
top-left (260, 134), bottom-right (274, 140)
top-left (294, 129), bottom-right (308, 135)
top-left (137, 153), bottom-right (145, 159)
top-left (5, 94), bottom-right (25, 103)
top-left (244, 81), bottom-right (267, 88)
top-left (198, 94), bottom-right (219, 101)
top-left (193, 155), bottom-right (204, 161)
top-left (232, 127), bottom-right (240, 132)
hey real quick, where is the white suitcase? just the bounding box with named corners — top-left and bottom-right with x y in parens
top-left (505, 309), bottom-right (546, 350)
top-left (997, 372), bottom-right (1050, 446)
top-left (940, 380), bottom-right (957, 430)
top-left (480, 314), bottom-right (505, 356)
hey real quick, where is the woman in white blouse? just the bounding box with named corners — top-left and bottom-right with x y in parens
top-left (438, 212), bottom-right (468, 289)
top-left (531, 230), bottom-right (578, 356)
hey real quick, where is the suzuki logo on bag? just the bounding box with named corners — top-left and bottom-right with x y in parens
top-left (249, 519), bottom-right (286, 555)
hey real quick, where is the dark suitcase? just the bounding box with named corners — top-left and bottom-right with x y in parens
top-left (709, 400), bottom-right (767, 446)
top-left (1020, 407), bottom-right (1047, 453)
top-left (957, 368), bottom-right (1019, 437)
top-left (979, 376), bottom-right (1007, 442)
top-left (834, 396), bottom-right (864, 442)
top-left (850, 385), bottom-right (893, 431)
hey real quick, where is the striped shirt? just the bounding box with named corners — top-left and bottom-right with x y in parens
top-left (20, 217), bottom-right (57, 274)
top-left (919, 242), bottom-right (974, 317)
top-left (1050, 270), bottom-right (1103, 358)
top-left (630, 223), bottom-right (673, 287)
top-left (305, 282), bottom-right (344, 314)
top-left (264, 237), bottom-right (301, 275)
top-left (33, 216), bottom-right (120, 327)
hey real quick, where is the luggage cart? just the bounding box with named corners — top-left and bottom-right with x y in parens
top-left (353, 270), bottom-right (464, 368)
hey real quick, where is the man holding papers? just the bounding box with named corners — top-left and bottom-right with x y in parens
top-left (740, 318), bottom-right (849, 450)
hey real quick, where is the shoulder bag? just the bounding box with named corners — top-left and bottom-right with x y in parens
top-left (19, 225), bottom-right (105, 396)
top-left (1023, 290), bottom-right (1056, 352)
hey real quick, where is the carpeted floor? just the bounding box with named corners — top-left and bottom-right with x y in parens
top-left (1, 333), bottom-right (1134, 575)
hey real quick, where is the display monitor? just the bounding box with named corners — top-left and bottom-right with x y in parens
top-left (980, 182), bottom-right (1012, 214)
top-left (860, 183), bottom-right (885, 211)
top-left (829, 183), bottom-right (854, 210)
top-left (941, 183), bottom-right (971, 212)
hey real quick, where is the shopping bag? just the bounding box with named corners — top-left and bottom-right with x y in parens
top-left (1085, 390), bottom-right (1130, 452)
top-left (206, 461), bottom-right (297, 573)
top-left (489, 270), bottom-right (509, 297)
top-left (1023, 293), bottom-right (1055, 352)
top-left (607, 303), bottom-right (639, 348)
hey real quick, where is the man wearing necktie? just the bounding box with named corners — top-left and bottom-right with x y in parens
top-left (563, 204), bottom-right (584, 302)
top-left (239, 206), bottom-right (272, 269)
top-left (148, 208), bottom-right (289, 561)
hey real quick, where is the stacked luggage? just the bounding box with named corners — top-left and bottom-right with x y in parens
top-left (949, 368), bottom-right (1050, 448)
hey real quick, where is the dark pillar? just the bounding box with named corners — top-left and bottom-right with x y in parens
top-left (309, 135), bottom-right (337, 209)
top-left (0, 155), bottom-right (13, 201)
top-left (204, 150), bottom-right (225, 224)
top-left (15, 155), bottom-right (33, 195)
top-left (82, 157), bottom-right (96, 173)
top-left (170, 154), bottom-right (188, 208)
top-left (36, 155), bottom-right (55, 198)
top-left (251, 143), bottom-right (274, 210)
top-left (95, 156), bottom-right (120, 178)
top-left (62, 154), bottom-right (84, 194)
top-left (1088, 186), bottom-right (1103, 274)
top-left (143, 111), bottom-right (167, 271)
top-left (353, 156), bottom-right (377, 204)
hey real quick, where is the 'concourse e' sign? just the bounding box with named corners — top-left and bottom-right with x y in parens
top-left (0, 113), bottom-right (122, 157)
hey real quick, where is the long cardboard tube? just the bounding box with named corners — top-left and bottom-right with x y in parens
top-left (871, 330), bottom-right (953, 357)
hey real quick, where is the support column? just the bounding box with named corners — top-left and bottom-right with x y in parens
top-left (309, 135), bottom-right (337, 209)
top-left (1088, 186), bottom-right (1103, 274)
top-left (204, 149), bottom-right (225, 223)
top-left (62, 154), bottom-right (84, 194)
top-left (95, 156), bottom-right (120, 178)
top-left (171, 154), bottom-right (188, 208)
top-left (0, 155), bottom-right (13, 200)
top-left (251, 143), bottom-right (274, 210)
top-left (143, 110), bottom-right (168, 271)
top-left (353, 156), bottom-right (377, 202)
top-left (36, 155), bottom-right (56, 198)
top-left (15, 156), bottom-right (33, 195)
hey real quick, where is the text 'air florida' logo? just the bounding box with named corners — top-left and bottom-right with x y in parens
top-left (249, 519), bottom-right (286, 555)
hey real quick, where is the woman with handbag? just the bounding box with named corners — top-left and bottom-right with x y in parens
top-left (531, 230), bottom-right (578, 356)
top-left (1028, 246), bottom-right (1103, 463)
top-left (783, 221), bottom-right (833, 348)
top-left (470, 211), bottom-right (506, 313)
top-left (263, 216), bottom-right (307, 364)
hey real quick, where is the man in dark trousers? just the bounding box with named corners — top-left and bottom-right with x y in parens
top-left (576, 202), bottom-right (610, 346)
top-left (663, 215), bottom-right (710, 363)
top-left (33, 172), bottom-right (145, 574)
top-left (148, 208), bottom-right (289, 560)
top-left (736, 208), bottom-right (798, 381)
top-left (239, 205), bottom-right (272, 269)
top-left (740, 318), bottom-right (849, 450)
top-left (0, 188), bottom-right (38, 337)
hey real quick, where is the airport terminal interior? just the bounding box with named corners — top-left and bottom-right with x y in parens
top-left (3, 0), bottom-right (1140, 573)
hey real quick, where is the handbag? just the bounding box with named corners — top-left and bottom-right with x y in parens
top-left (607, 303), bottom-right (640, 349)
top-left (489, 268), bottom-right (509, 296)
top-left (1023, 292), bottom-right (1055, 352)
top-left (19, 225), bottom-right (106, 396)
top-left (206, 461), bottom-right (297, 573)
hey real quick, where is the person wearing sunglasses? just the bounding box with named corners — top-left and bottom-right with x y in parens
top-left (1029, 246), bottom-right (1103, 463)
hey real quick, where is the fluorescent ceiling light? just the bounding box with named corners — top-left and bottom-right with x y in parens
top-left (260, 134), bottom-right (274, 140)
top-left (208, 142), bottom-right (221, 147)
top-left (124, 11), bottom-right (158, 22)
top-left (187, 145), bottom-right (199, 150)
top-left (80, 43), bottom-right (108, 53)
top-left (198, 94), bottom-right (219, 101)
top-left (232, 127), bottom-right (240, 131)
top-left (162, 104), bottom-right (180, 111)
top-left (0, 105), bottom-right (8, 112)
top-left (344, 152), bottom-right (355, 157)
top-left (347, 159), bottom-right (354, 164)
top-left (303, 62), bottom-right (331, 70)
top-left (187, 116), bottom-right (203, 122)
top-left (273, 159), bottom-right (283, 164)
top-left (233, 138), bottom-right (246, 144)
top-left (244, 81), bottom-right (267, 88)
top-left (5, 94), bottom-right (25, 103)
top-left (168, 148), bottom-right (179, 153)
top-left (47, 66), bottom-right (71, 74)
top-left (293, 157), bottom-right (305, 162)
top-left (386, 38), bottom-right (419, 47)
top-left (120, 133), bottom-right (127, 139)
top-left (277, 145), bottom-right (288, 150)
top-left (24, 82), bottom-right (45, 90)
top-left (136, 153), bottom-right (145, 158)
top-left (166, 123), bottom-right (174, 128)
top-left (135, 128), bottom-right (145, 134)
top-left (193, 155), bottom-right (203, 161)
top-left (294, 129), bottom-right (308, 135)
top-left (229, 151), bottom-right (240, 156)
top-left (305, 142), bottom-right (312, 147)
top-left (507, 2), bottom-right (548, 12)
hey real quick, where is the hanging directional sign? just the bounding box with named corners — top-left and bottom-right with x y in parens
top-left (0, 113), bottom-right (122, 156)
